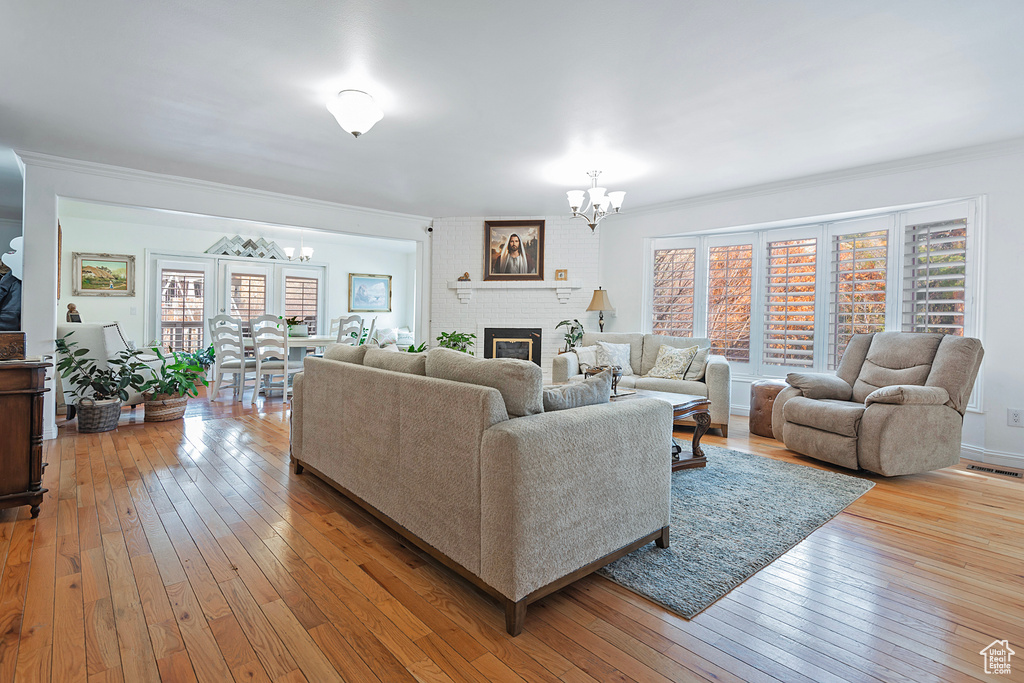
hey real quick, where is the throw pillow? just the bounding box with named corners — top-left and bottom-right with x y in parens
top-left (324, 344), bottom-right (368, 364)
top-left (596, 341), bottom-right (634, 376)
top-left (647, 344), bottom-right (698, 380)
top-left (425, 347), bottom-right (544, 417)
top-left (683, 346), bottom-right (711, 381)
top-left (375, 327), bottom-right (399, 347)
top-left (574, 344), bottom-right (600, 369)
top-left (364, 347), bottom-right (426, 374)
top-left (543, 370), bottom-right (612, 412)
top-left (786, 372), bottom-right (853, 400)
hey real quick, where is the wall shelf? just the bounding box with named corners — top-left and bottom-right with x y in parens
top-left (447, 279), bottom-right (582, 304)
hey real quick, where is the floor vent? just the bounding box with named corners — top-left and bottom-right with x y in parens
top-left (967, 465), bottom-right (1022, 478)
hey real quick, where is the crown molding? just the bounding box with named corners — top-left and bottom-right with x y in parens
top-left (628, 137), bottom-right (1024, 218)
top-left (14, 150), bottom-right (432, 223)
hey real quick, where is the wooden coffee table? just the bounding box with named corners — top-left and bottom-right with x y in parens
top-left (610, 389), bottom-right (712, 471)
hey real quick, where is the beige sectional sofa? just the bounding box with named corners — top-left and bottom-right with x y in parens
top-left (290, 345), bottom-right (674, 635)
top-left (772, 332), bottom-right (984, 476)
top-left (553, 332), bottom-right (732, 435)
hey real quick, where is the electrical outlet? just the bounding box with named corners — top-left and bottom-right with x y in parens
top-left (1009, 409), bottom-right (1023, 428)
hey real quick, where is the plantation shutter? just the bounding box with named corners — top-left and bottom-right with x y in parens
top-left (284, 276), bottom-right (319, 334)
top-left (159, 268), bottom-right (206, 352)
top-left (828, 231), bottom-right (887, 369)
top-left (902, 218), bottom-right (968, 335)
top-left (230, 273), bottom-right (267, 334)
top-left (763, 238), bottom-right (817, 367)
top-left (707, 244), bottom-right (752, 362)
top-left (652, 248), bottom-right (696, 337)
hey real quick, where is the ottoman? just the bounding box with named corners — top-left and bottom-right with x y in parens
top-left (749, 380), bottom-right (787, 439)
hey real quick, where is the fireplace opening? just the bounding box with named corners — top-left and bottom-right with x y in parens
top-left (484, 328), bottom-right (542, 366)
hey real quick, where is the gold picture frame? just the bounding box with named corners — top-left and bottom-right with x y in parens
top-left (349, 273), bottom-right (392, 312)
top-left (71, 252), bottom-right (136, 297)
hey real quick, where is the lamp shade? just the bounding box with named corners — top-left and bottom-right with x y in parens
top-left (587, 287), bottom-right (613, 312)
top-left (284, 247), bottom-right (295, 258)
top-left (607, 191), bottom-right (626, 210)
top-left (326, 90), bottom-right (384, 137)
top-left (566, 190), bottom-right (586, 211)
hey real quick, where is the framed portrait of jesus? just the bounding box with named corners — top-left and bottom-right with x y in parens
top-left (483, 220), bottom-right (544, 281)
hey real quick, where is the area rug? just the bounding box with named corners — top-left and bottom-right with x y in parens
top-left (596, 444), bottom-right (874, 619)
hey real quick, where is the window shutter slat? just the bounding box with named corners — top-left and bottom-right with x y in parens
top-left (902, 218), bottom-right (968, 336)
top-left (828, 230), bottom-right (888, 369)
top-left (652, 248), bottom-right (696, 337)
top-left (707, 244), bottom-right (753, 362)
top-left (284, 276), bottom-right (319, 334)
top-left (763, 238), bottom-right (817, 367)
top-left (160, 268), bottom-right (205, 353)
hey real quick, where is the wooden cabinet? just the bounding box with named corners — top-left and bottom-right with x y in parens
top-left (0, 361), bottom-right (50, 518)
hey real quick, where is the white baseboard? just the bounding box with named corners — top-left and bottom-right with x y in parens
top-left (731, 404), bottom-right (750, 417)
top-left (960, 444), bottom-right (1024, 469)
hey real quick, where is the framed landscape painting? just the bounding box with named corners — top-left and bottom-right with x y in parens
top-left (72, 252), bottom-right (135, 296)
top-left (349, 273), bottom-right (392, 312)
top-left (484, 220), bottom-right (544, 281)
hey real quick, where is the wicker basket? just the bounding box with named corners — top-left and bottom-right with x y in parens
top-left (75, 398), bottom-right (123, 433)
top-left (143, 393), bottom-right (188, 422)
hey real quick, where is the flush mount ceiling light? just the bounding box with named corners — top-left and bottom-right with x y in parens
top-left (567, 170), bottom-right (625, 233)
top-left (326, 89), bottom-right (384, 138)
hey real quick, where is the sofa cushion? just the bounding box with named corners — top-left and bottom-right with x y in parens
top-left (426, 347), bottom-right (543, 417)
top-left (581, 332), bottom-right (643, 374)
top-left (543, 370), bottom-right (611, 412)
top-left (596, 342), bottom-right (635, 376)
top-left (324, 344), bottom-right (368, 364)
top-left (784, 397), bottom-right (865, 438)
top-left (852, 332), bottom-right (943, 403)
top-left (647, 344), bottom-right (698, 380)
top-left (786, 372), bottom-right (853, 400)
top-left (574, 344), bottom-right (600, 369)
top-left (783, 423), bottom-right (860, 470)
top-left (683, 346), bottom-right (711, 381)
top-left (640, 335), bottom-right (711, 375)
top-left (633, 377), bottom-right (709, 397)
top-left (364, 347), bottom-right (426, 375)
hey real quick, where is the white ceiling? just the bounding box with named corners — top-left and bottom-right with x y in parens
top-left (2, 1), bottom-right (1024, 218)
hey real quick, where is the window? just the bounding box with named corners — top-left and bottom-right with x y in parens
top-left (285, 276), bottom-right (319, 334)
top-left (707, 244), bottom-right (752, 362)
top-left (159, 268), bottom-right (205, 352)
top-left (652, 248), bottom-right (696, 336)
top-left (230, 273), bottom-right (267, 333)
top-left (902, 218), bottom-right (968, 335)
top-left (828, 230), bottom-right (887, 369)
top-left (763, 238), bottom-right (817, 367)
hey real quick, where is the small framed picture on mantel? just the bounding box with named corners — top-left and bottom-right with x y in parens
top-left (484, 220), bottom-right (544, 281)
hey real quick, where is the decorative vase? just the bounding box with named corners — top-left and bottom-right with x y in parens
top-left (143, 393), bottom-right (188, 422)
top-left (288, 324), bottom-right (309, 337)
top-left (75, 397), bottom-right (123, 433)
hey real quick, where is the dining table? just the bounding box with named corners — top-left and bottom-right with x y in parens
top-left (243, 333), bottom-right (340, 400)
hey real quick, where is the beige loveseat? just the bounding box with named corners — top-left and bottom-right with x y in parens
top-left (290, 345), bottom-right (673, 635)
top-left (772, 332), bottom-right (984, 476)
top-left (553, 332), bottom-right (732, 435)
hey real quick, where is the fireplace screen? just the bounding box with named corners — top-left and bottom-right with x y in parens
top-left (484, 328), bottom-right (542, 366)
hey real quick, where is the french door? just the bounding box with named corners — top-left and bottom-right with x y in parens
top-left (221, 262), bottom-right (273, 334)
top-left (155, 258), bottom-right (216, 353)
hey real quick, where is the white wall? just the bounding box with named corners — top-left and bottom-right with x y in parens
top-left (20, 152), bottom-right (431, 439)
top-left (601, 144), bottom-right (1024, 465)
top-left (430, 216), bottom-right (602, 379)
top-left (57, 214), bottom-right (417, 346)
top-left (0, 218), bottom-right (20, 251)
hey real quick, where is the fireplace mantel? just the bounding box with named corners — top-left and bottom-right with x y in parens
top-left (447, 278), bottom-right (582, 304)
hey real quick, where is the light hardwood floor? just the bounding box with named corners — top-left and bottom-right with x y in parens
top-left (1, 391), bottom-right (1021, 682)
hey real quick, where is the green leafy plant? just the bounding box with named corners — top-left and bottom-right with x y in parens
top-left (185, 344), bottom-right (216, 370)
top-left (281, 316), bottom-right (304, 326)
top-left (405, 341), bottom-right (427, 353)
top-left (54, 332), bottom-right (148, 402)
top-left (436, 331), bottom-right (476, 353)
top-left (141, 347), bottom-right (209, 399)
top-left (556, 319), bottom-right (585, 351)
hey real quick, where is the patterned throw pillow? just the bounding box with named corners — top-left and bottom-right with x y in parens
top-left (574, 344), bottom-right (600, 369)
top-left (683, 346), bottom-right (710, 381)
top-left (647, 344), bottom-right (699, 380)
top-left (596, 341), bottom-right (634, 376)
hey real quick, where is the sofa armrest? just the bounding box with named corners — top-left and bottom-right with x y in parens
top-left (771, 385), bottom-right (804, 444)
top-left (551, 351), bottom-right (580, 383)
top-left (290, 371), bottom-right (304, 461)
top-left (786, 372), bottom-right (853, 400)
top-left (480, 399), bottom-right (673, 600)
top-left (865, 385), bottom-right (950, 407)
top-left (704, 354), bottom-right (732, 426)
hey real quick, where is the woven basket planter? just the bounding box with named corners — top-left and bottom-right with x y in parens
top-left (75, 398), bottom-right (123, 433)
top-left (143, 393), bottom-right (189, 422)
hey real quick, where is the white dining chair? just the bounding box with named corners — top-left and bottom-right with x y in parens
top-left (333, 314), bottom-right (363, 344)
top-left (250, 314), bottom-right (303, 404)
top-left (208, 314), bottom-right (257, 402)
top-left (362, 317), bottom-right (377, 347)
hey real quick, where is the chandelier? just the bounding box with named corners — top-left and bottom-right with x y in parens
top-left (566, 170), bottom-right (625, 232)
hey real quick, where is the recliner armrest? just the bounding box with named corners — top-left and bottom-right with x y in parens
top-left (865, 385), bottom-right (950, 407)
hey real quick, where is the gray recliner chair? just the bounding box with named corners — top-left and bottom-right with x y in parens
top-left (772, 332), bottom-right (983, 476)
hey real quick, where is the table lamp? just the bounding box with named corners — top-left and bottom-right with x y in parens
top-left (587, 287), bottom-right (613, 332)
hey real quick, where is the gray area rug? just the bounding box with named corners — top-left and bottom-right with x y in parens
top-left (597, 443), bottom-right (874, 619)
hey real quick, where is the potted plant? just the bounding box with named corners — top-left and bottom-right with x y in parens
top-left (436, 331), bottom-right (476, 353)
top-left (54, 332), bottom-right (148, 433)
top-left (281, 316), bottom-right (309, 337)
top-left (140, 347), bottom-right (209, 422)
top-left (405, 341), bottom-right (427, 353)
top-left (556, 319), bottom-right (585, 352)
